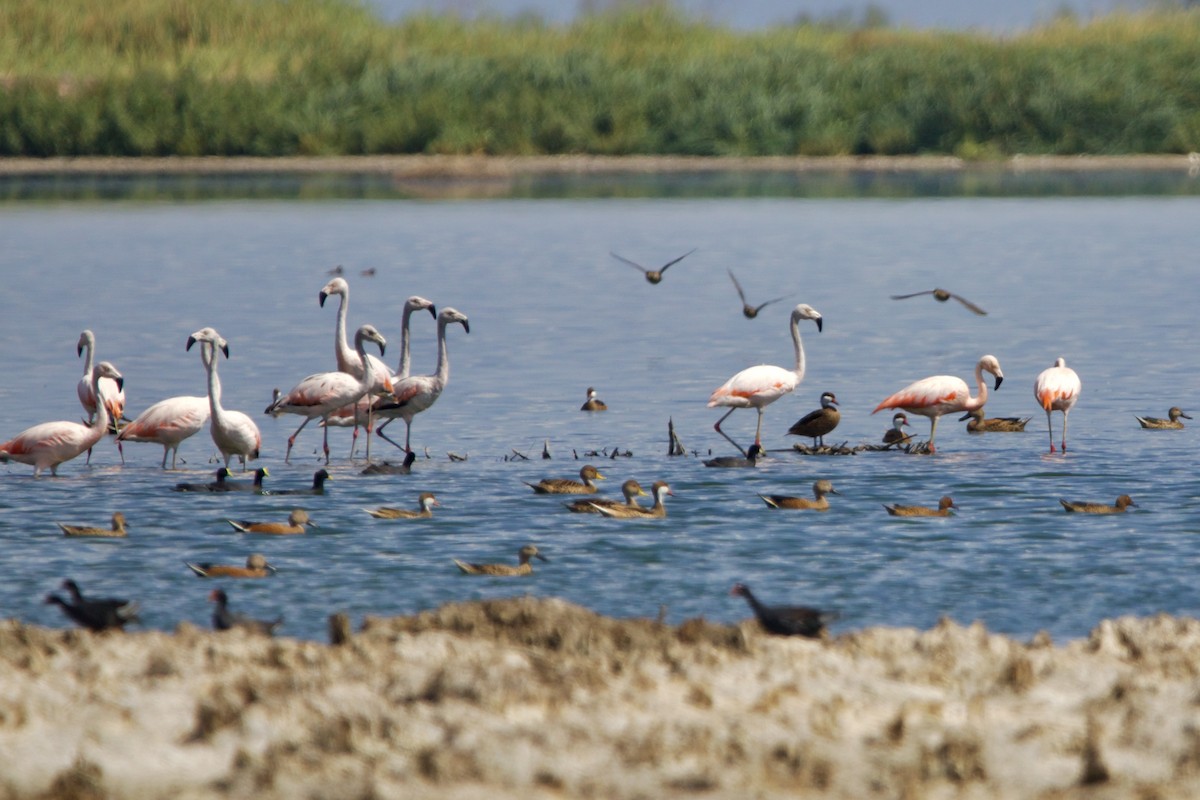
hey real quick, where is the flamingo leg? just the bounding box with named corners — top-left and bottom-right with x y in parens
top-left (117, 441), bottom-right (125, 465)
top-left (1045, 410), bottom-right (1056, 453)
top-left (365, 402), bottom-right (373, 464)
top-left (753, 407), bottom-right (765, 447)
top-left (285, 417), bottom-right (315, 464)
top-left (712, 408), bottom-right (747, 457)
top-left (321, 417), bottom-right (332, 464)
top-left (1061, 410), bottom-right (1070, 453)
top-left (927, 415), bottom-right (940, 454)
top-left (376, 426), bottom-right (405, 451)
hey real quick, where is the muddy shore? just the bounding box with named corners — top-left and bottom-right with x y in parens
top-left (4, 597), bottom-right (1200, 799)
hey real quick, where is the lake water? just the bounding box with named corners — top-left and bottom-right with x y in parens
top-left (2, 168), bottom-right (1198, 642)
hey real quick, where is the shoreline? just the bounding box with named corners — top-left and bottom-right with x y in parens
top-left (5, 596), bottom-right (1200, 799)
top-left (1, 153), bottom-right (1198, 178)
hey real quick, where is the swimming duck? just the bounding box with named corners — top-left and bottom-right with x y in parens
top-left (216, 467), bottom-right (269, 493)
top-left (1060, 495), bottom-right (1137, 514)
top-left (610, 248), bottom-right (696, 285)
top-left (759, 480), bottom-right (839, 510)
top-left (46, 579), bottom-right (140, 632)
top-left (186, 553), bottom-right (276, 578)
top-left (1135, 407), bottom-right (1191, 429)
top-left (703, 443), bottom-right (763, 468)
top-left (454, 544), bottom-right (548, 576)
top-left (959, 408), bottom-right (1032, 432)
top-left (730, 583), bottom-right (836, 638)
top-left (580, 387), bottom-right (608, 411)
top-left (209, 588), bottom-right (282, 635)
top-left (226, 508), bottom-right (314, 534)
top-left (890, 288), bottom-right (987, 316)
top-left (365, 492), bottom-right (440, 519)
top-left (882, 413), bottom-right (913, 446)
top-left (884, 496), bottom-right (956, 517)
top-left (592, 480), bottom-right (672, 518)
top-left (565, 479), bottom-right (647, 513)
top-left (266, 469), bottom-right (330, 495)
top-left (172, 467), bottom-right (231, 492)
top-left (787, 392), bottom-right (841, 447)
top-left (57, 511), bottom-right (127, 538)
top-left (524, 464), bottom-right (606, 494)
top-left (361, 450), bottom-right (418, 475)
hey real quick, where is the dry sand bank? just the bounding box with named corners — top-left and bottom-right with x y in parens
top-left (4, 597), bottom-right (1200, 799)
top-left (0, 153), bottom-right (1197, 178)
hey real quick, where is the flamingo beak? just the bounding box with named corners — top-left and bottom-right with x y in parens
top-left (319, 291), bottom-right (329, 307)
top-left (993, 376), bottom-right (1004, 390)
top-left (958, 411), bottom-right (971, 421)
top-left (185, 335), bottom-right (196, 351)
top-left (815, 318), bottom-right (823, 332)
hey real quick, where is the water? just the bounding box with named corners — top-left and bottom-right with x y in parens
top-left (1, 172), bottom-right (1197, 642)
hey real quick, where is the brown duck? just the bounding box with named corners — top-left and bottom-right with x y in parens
top-left (565, 479), bottom-right (646, 513)
top-left (883, 412), bottom-right (913, 445)
top-left (728, 268), bottom-right (790, 319)
top-left (610, 248), bottom-right (695, 284)
top-left (759, 480), bottom-right (839, 510)
top-left (1135, 407), bottom-right (1191, 429)
top-left (454, 544), bottom-right (548, 576)
top-left (959, 408), bottom-right (1031, 432)
top-left (58, 511), bottom-right (127, 538)
top-left (226, 508), bottom-right (314, 534)
top-left (592, 480), bottom-right (672, 518)
top-left (186, 553), bottom-right (276, 578)
top-left (884, 496), bottom-right (956, 517)
top-left (730, 583), bottom-right (836, 638)
top-left (524, 464), bottom-right (606, 494)
top-left (365, 492), bottom-right (440, 519)
top-left (787, 392), bottom-right (841, 446)
top-left (1060, 495), bottom-right (1137, 514)
top-left (580, 387), bottom-right (608, 411)
top-left (890, 288), bottom-right (987, 316)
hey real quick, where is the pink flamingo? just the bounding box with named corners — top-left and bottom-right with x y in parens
top-left (185, 328), bottom-right (262, 470)
top-left (265, 324), bottom-right (391, 464)
top-left (76, 330), bottom-right (126, 424)
top-left (1, 361), bottom-right (124, 476)
top-left (707, 303), bottom-right (823, 455)
top-left (1034, 357), bottom-right (1081, 453)
top-left (323, 295), bottom-right (437, 456)
top-left (115, 350), bottom-right (211, 470)
top-left (873, 355), bottom-right (1005, 454)
top-left (375, 307), bottom-right (469, 453)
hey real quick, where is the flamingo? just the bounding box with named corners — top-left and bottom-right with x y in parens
top-left (707, 303), bottom-right (823, 455)
top-left (873, 355), bottom-right (1004, 454)
top-left (265, 324), bottom-right (391, 464)
top-left (115, 343), bottom-right (212, 469)
top-left (374, 307), bottom-right (469, 453)
top-left (0, 361), bottom-right (124, 476)
top-left (185, 328), bottom-right (262, 470)
top-left (76, 330), bottom-right (126, 425)
top-left (1034, 357), bottom-right (1081, 453)
top-left (322, 295), bottom-right (437, 456)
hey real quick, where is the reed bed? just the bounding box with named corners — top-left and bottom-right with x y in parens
top-left (0, 0), bottom-right (1198, 157)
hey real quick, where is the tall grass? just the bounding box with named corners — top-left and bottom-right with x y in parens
top-left (1, 0), bottom-right (1198, 157)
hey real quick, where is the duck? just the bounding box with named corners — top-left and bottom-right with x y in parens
top-left (580, 387), bottom-right (608, 411)
top-left (45, 579), bottom-right (140, 632)
top-left (759, 480), bottom-right (839, 510)
top-left (454, 544), bottom-right (548, 576)
top-left (361, 450), bottom-right (418, 475)
top-left (215, 466), bottom-right (270, 493)
top-left (884, 496), bottom-right (957, 517)
top-left (209, 588), bottom-right (282, 635)
top-left (1135, 407), bottom-right (1191, 429)
top-left (889, 288), bottom-right (987, 316)
top-left (730, 583), bottom-right (836, 638)
top-left (592, 480), bottom-right (672, 518)
top-left (57, 511), bottom-right (127, 538)
top-left (727, 268), bottom-right (791, 319)
top-left (787, 392), bottom-right (841, 447)
top-left (186, 553), bottom-right (276, 578)
top-left (609, 248), bottom-right (696, 285)
top-left (172, 467), bottom-right (232, 492)
top-left (524, 464), bottom-right (606, 494)
top-left (226, 508), bottom-right (314, 534)
top-left (883, 412), bottom-right (913, 446)
top-left (703, 443), bottom-right (763, 468)
top-left (1060, 495), bottom-right (1137, 514)
top-left (959, 408), bottom-right (1032, 432)
top-left (265, 469), bottom-right (330, 495)
top-left (365, 492), bottom-right (440, 519)
top-left (565, 479), bottom-right (647, 513)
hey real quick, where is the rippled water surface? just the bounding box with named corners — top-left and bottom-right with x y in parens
top-left (1, 171), bottom-right (1197, 642)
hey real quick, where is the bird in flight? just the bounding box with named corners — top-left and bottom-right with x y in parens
top-left (609, 248), bottom-right (696, 284)
top-left (728, 269), bottom-right (791, 318)
top-left (890, 288), bottom-right (987, 316)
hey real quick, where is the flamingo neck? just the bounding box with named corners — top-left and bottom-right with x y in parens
top-left (396, 304), bottom-right (415, 379)
top-left (88, 372), bottom-right (111, 438)
top-left (965, 362), bottom-right (989, 412)
top-left (791, 315), bottom-right (806, 381)
top-left (332, 290), bottom-right (357, 376)
top-left (433, 319), bottom-right (452, 384)
top-left (354, 332), bottom-right (377, 392)
top-left (80, 339), bottom-right (95, 377)
top-left (203, 342), bottom-right (227, 424)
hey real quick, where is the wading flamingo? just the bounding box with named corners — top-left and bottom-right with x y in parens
top-left (707, 303), bottom-right (823, 455)
top-left (873, 355), bottom-right (1004, 454)
top-left (185, 329), bottom-right (261, 470)
top-left (1, 361), bottom-right (124, 476)
top-left (1034, 357), bottom-right (1081, 453)
top-left (76, 330), bottom-right (126, 425)
top-left (375, 307), bottom-right (469, 453)
top-left (265, 324), bottom-right (391, 464)
top-left (116, 395), bottom-right (210, 469)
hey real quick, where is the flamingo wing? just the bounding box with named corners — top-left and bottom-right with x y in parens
top-left (1035, 368), bottom-right (1081, 411)
top-left (118, 397), bottom-right (209, 444)
top-left (708, 365), bottom-right (798, 409)
top-left (874, 375), bottom-right (969, 415)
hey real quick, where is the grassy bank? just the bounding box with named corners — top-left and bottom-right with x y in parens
top-left (1, 0), bottom-right (1198, 158)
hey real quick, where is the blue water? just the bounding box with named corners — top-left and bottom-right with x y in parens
top-left (1, 174), bottom-right (1197, 642)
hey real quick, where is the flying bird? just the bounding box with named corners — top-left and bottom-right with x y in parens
top-left (609, 248), bottom-right (696, 284)
top-left (890, 288), bottom-right (987, 316)
top-left (728, 269), bottom-right (790, 318)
